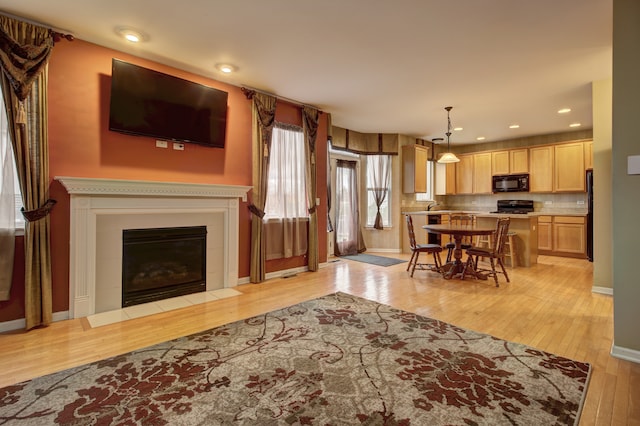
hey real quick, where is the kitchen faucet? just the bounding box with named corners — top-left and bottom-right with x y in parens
top-left (427, 202), bottom-right (439, 211)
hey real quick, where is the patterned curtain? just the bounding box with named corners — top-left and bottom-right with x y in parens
top-left (247, 91), bottom-right (276, 283)
top-left (0, 15), bottom-right (55, 329)
top-left (302, 106), bottom-right (319, 272)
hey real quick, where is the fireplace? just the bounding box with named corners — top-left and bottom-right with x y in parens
top-left (55, 176), bottom-right (251, 319)
top-left (122, 226), bottom-right (207, 307)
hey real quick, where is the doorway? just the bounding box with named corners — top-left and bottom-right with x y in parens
top-left (334, 159), bottom-right (364, 256)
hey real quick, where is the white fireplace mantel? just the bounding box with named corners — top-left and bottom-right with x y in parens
top-left (55, 176), bottom-right (252, 319)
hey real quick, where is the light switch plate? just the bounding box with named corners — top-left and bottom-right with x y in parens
top-left (628, 155), bottom-right (640, 174)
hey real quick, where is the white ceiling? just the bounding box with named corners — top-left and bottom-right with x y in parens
top-left (0, 0), bottom-right (612, 145)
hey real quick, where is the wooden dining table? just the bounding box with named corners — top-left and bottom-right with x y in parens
top-left (423, 223), bottom-right (496, 280)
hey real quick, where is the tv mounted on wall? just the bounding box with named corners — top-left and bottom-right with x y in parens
top-left (108, 59), bottom-right (228, 148)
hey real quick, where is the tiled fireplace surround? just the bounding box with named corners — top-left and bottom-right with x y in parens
top-left (56, 177), bottom-right (251, 319)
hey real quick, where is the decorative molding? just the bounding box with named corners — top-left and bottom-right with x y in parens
top-left (55, 176), bottom-right (252, 202)
top-left (611, 343), bottom-right (640, 364)
top-left (592, 286), bottom-right (613, 296)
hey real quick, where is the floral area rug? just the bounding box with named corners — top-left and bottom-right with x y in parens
top-left (0, 292), bottom-right (590, 425)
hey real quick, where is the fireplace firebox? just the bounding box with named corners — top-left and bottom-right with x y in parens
top-left (122, 226), bottom-right (207, 307)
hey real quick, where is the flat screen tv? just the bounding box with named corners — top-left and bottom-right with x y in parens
top-left (108, 59), bottom-right (228, 148)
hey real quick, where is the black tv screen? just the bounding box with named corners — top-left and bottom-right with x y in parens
top-left (108, 59), bottom-right (228, 148)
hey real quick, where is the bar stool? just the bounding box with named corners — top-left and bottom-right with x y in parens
top-left (502, 231), bottom-right (517, 268)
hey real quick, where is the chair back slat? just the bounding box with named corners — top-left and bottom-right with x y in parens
top-left (405, 215), bottom-right (418, 249)
top-left (492, 217), bottom-right (511, 254)
top-left (450, 214), bottom-right (476, 245)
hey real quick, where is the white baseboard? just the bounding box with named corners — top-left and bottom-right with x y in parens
top-left (611, 343), bottom-right (640, 364)
top-left (592, 286), bottom-right (613, 296)
top-left (0, 310), bottom-right (69, 333)
top-left (238, 261), bottom-right (330, 285)
top-left (365, 248), bottom-right (402, 254)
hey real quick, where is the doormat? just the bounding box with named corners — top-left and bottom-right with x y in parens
top-left (341, 253), bottom-right (406, 267)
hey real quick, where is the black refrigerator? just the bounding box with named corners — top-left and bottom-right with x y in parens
top-left (586, 170), bottom-right (593, 262)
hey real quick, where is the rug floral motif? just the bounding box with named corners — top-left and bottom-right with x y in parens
top-left (0, 292), bottom-right (590, 425)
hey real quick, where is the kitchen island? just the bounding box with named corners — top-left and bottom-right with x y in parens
top-left (402, 210), bottom-right (539, 267)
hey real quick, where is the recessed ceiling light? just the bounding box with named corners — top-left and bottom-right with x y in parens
top-left (215, 63), bottom-right (237, 74)
top-left (476, 136), bottom-right (486, 141)
top-left (569, 123), bottom-right (581, 128)
top-left (558, 108), bottom-right (572, 114)
top-left (509, 124), bottom-right (520, 129)
top-left (115, 27), bottom-right (147, 43)
top-left (454, 127), bottom-right (463, 131)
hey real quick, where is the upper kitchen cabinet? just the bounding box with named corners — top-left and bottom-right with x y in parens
top-left (529, 145), bottom-right (554, 192)
top-left (473, 152), bottom-right (492, 193)
top-left (455, 154), bottom-right (474, 194)
top-left (491, 148), bottom-right (528, 175)
top-left (435, 162), bottom-right (457, 195)
top-left (584, 141), bottom-right (593, 170)
top-left (554, 142), bottom-right (585, 192)
top-left (402, 144), bottom-right (428, 193)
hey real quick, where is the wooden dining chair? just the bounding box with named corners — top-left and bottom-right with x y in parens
top-left (405, 215), bottom-right (443, 277)
top-left (463, 217), bottom-right (511, 286)
top-left (444, 214), bottom-right (476, 262)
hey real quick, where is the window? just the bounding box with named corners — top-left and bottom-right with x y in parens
top-left (366, 155), bottom-right (392, 228)
top-left (0, 90), bottom-right (24, 230)
top-left (263, 124), bottom-right (308, 219)
top-left (415, 160), bottom-right (435, 202)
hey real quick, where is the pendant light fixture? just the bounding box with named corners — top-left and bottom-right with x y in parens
top-left (437, 106), bottom-right (460, 164)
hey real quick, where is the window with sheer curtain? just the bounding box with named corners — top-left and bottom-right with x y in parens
top-left (366, 155), bottom-right (392, 228)
top-left (0, 90), bottom-right (23, 231)
top-left (263, 123), bottom-right (309, 259)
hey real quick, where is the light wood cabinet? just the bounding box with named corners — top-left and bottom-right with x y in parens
top-left (510, 149), bottom-right (529, 174)
top-left (538, 215), bottom-right (586, 257)
top-left (435, 161), bottom-right (458, 195)
top-left (492, 148), bottom-right (528, 175)
top-left (491, 151), bottom-right (510, 175)
top-left (554, 142), bottom-right (585, 192)
top-left (584, 141), bottom-right (593, 170)
top-left (537, 216), bottom-right (553, 251)
top-left (455, 154), bottom-right (474, 194)
top-left (529, 146), bottom-right (554, 192)
top-left (473, 152), bottom-right (492, 193)
top-left (402, 145), bottom-right (428, 193)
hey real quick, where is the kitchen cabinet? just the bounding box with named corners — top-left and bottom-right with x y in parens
top-left (529, 146), bottom-right (554, 192)
top-left (537, 216), bottom-right (553, 251)
top-left (473, 152), bottom-right (492, 193)
top-left (435, 162), bottom-right (456, 195)
top-left (455, 154), bottom-right (474, 194)
top-left (584, 141), bottom-right (593, 170)
top-left (491, 148), bottom-right (528, 175)
top-left (402, 144), bottom-right (428, 193)
top-left (554, 142), bottom-right (585, 192)
top-left (538, 215), bottom-right (586, 257)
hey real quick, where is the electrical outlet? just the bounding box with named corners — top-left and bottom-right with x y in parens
top-left (471, 200), bottom-right (477, 205)
top-left (544, 201), bottom-right (553, 205)
top-left (155, 140), bottom-right (168, 148)
top-left (173, 142), bottom-right (184, 151)
top-left (577, 200), bottom-right (585, 205)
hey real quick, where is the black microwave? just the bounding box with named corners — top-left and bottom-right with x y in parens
top-left (492, 174), bottom-right (529, 193)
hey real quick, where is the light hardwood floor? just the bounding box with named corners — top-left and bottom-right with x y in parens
top-left (1, 254), bottom-right (638, 425)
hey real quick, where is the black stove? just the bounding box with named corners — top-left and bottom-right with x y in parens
top-left (490, 199), bottom-right (534, 214)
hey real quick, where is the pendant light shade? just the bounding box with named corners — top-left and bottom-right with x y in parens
top-left (437, 106), bottom-right (460, 164)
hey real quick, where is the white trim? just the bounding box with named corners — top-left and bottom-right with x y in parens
top-left (0, 310), bottom-right (69, 333)
top-left (365, 248), bottom-right (402, 254)
top-left (592, 286), bottom-right (613, 296)
top-left (55, 176), bottom-right (251, 202)
top-left (611, 343), bottom-right (640, 364)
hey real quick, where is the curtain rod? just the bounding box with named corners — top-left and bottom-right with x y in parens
top-left (241, 86), bottom-right (322, 112)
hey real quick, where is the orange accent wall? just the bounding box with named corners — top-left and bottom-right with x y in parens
top-left (1, 39), bottom-right (327, 322)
